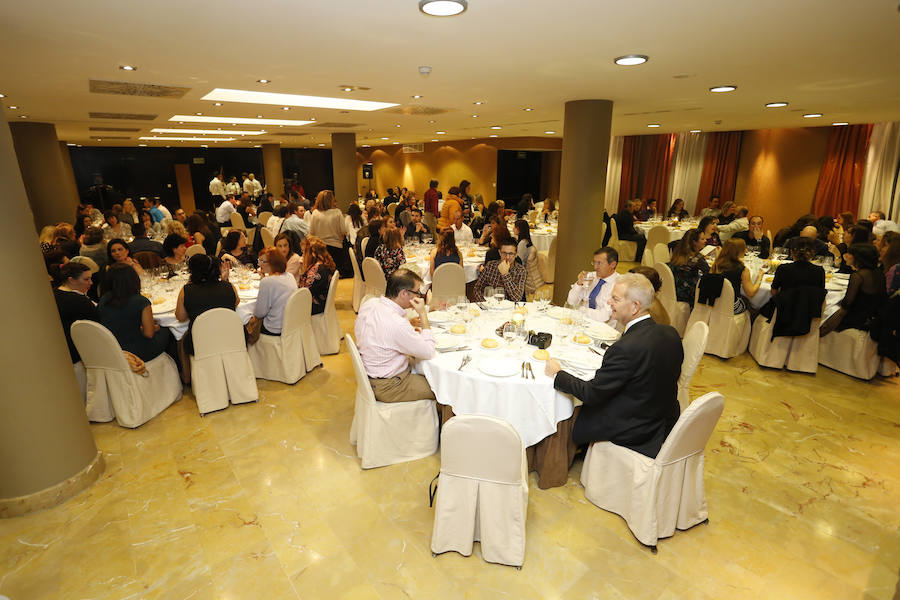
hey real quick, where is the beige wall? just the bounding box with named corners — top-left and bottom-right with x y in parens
top-left (356, 137), bottom-right (563, 204)
top-left (733, 127), bottom-right (831, 234)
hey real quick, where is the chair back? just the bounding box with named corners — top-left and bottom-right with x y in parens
top-left (711, 277), bottom-right (736, 319)
top-left (258, 211), bottom-right (273, 227)
top-left (324, 270), bottom-right (339, 315)
top-left (432, 262), bottom-right (466, 304)
top-left (282, 288), bottom-right (312, 336)
top-left (653, 243), bottom-right (670, 265)
top-left (362, 257), bottom-right (387, 296)
top-left (229, 212), bottom-right (245, 231)
top-left (646, 225), bottom-right (670, 250)
top-left (608, 217), bottom-right (621, 245)
top-left (260, 227), bottom-right (275, 248)
top-left (345, 334), bottom-right (376, 408)
top-left (399, 210), bottom-right (412, 227)
top-left (656, 392), bottom-right (724, 463)
top-left (192, 308), bottom-right (246, 359)
top-left (527, 209), bottom-right (538, 225)
top-left (361, 237), bottom-right (369, 255)
top-left (387, 202), bottom-right (398, 218)
top-left (185, 244), bottom-right (206, 258)
top-left (71, 320), bottom-right (130, 371)
top-left (678, 321), bottom-right (709, 410)
top-left (440, 415), bottom-right (524, 484)
top-left (70, 255), bottom-right (100, 273)
top-left (133, 251), bottom-right (162, 269)
top-left (655, 262), bottom-right (677, 307)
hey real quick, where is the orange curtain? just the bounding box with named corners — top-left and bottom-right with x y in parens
top-left (694, 131), bottom-right (743, 215)
top-left (812, 124), bottom-right (873, 217)
top-left (641, 134), bottom-right (676, 204)
top-left (617, 136), bottom-right (641, 211)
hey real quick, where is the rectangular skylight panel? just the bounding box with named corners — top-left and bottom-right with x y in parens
top-left (201, 88), bottom-right (398, 112)
top-left (170, 115), bottom-right (314, 126)
top-left (151, 128), bottom-right (266, 135)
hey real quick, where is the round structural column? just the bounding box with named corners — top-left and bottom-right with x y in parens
top-left (331, 132), bottom-right (358, 212)
top-left (262, 143), bottom-right (284, 199)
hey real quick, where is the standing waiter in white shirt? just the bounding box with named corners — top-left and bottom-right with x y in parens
top-left (244, 173), bottom-right (263, 200)
top-left (208, 172), bottom-right (226, 212)
top-left (567, 247), bottom-right (620, 326)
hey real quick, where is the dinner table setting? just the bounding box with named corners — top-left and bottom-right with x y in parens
top-left (743, 248), bottom-right (848, 316)
top-left (403, 239), bottom-right (488, 284)
top-left (635, 216), bottom-right (697, 243)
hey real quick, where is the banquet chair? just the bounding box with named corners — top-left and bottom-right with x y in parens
top-left (71, 320), bottom-right (182, 428)
top-left (69, 255), bottom-right (100, 273)
top-left (349, 248), bottom-right (366, 312)
top-left (190, 308), bottom-right (258, 415)
top-left (432, 262), bottom-right (466, 306)
top-left (608, 217), bottom-right (638, 262)
top-left (258, 211), bottom-right (273, 227)
top-left (431, 415), bottom-right (528, 568)
top-left (537, 235), bottom-right (558, 284)
top-left (362, 257), bottom-right (387, 297)
top-left (748, 307), bottom-right (822, 373)
top-left (215, 240), bottom-right (223, 256)
top-left (229, 212), bottom-right (245, 232)
top-left (346, 335), bottom-right (439, 469)
top-left (524, 245), bottom-right (544, 299)
top-left (818, 328), bottom-right (880, 380)
top-left (133, 251), bottom-right (163, 270)
top-left (642, 226), bottom-right (670, 267)
top-left (387, 202), bottom-right (398, 218)
top-left (686, 278), bottom-right (750, 358)
top-left (185, 244), bottom-right (206, 258)
top-left (248, 288), bottom-right (316, 384)
top-left (527, 209), bottom-right (538, 225)
top-left (654, 263), bottom-right (691, 337)
top-left (580, 391), bottom-right (724, 551)
top-left (678, 322), bottom-right (709, 412)
top-left (259, 227), bottom-right (275, 248)
top-left (399, 210), bottom-right (412, 228)
top-left (360, 237), bottom-right (369, 256)
top-left (311, 271), bottom-right (343, 355)
top-left (652, 243), bottom-right (671, 266)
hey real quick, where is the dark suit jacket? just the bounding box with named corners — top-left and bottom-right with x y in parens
top-left (614, 209), bottom-right (640, 238)
top-left (733, 230), bottom-right (771, 259)
top-left (554, 318), bottom-right (683, 458)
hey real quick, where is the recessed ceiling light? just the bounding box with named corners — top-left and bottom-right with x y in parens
top-left (473, 101), bottom-right (484, 105)
top-left (195, 112), bottom-right (203, 116)
top-left (709, 85), bottom-right (737, 93)
top-left (257, 79), bottom-right (270, 84)
top-left (9, 105), bottom-right (19, 109)
top-left (256, 114), bottom-right (263, 118)
top-left (435, 131), bottom-right (446, 134)
top-left (490, 126), bottom-right (501, 130)
top-left (803, 113), bottom-right (823, 118)
top-left (342, 87), bottom-right (353, 92)
top-left (431, 139), bottom-right (439, 142)
top-left (392, 141), bottom-right (400, 145)
top-left (318, 143), bottom-right (325, 146)
top-left (614, 54), bottom-right (649, 66)
top-left (119, 65), bottom-right (137, 71)
top-left (253, 145), bottom-right (262, 148)
top-left (18, 115), bottom-right (27, 118)
top-left (765, 102), bottom-right (788, 108)
top-left (471, 114), bottom-right (478, 118)
top-left (411, 95), bottom-right (423, 99)
top-left (489, 134), bottom-right (498, 138)
top-left (201, 145), bottom-right (209, 148)
top-left (544, 130), bottom-right (556, 134)
top-left (381, 137), bottom-right (389, 140)
top-left (66, 143), bottom-right (76, 146)
top-left (428, 120), bottom-right (436, 124)
top-left (138, 143), bottom-right (147, 147)
top-left (202, 88), bottom-right (398, 112)
top-left (171, 115), bottom-right (314, 126)
top-left (282, 106), bottom-right (290, 111)
top-left (152, 128), bottom-right (265, 135)
top-left (832, 122), bottom-right (849, 126)
top-left (214, 102), bottom-right (223, 106)
top-left (309, 117), bottom-right (316, 121)
top-left (0, 93), bottom-right (5, 98)
top-left (362, 144), bottom-right (371, 148)
top-left (140, 136), bottom-right (236, 142)
top-left (395, 124), bottom-right (401, 128)
top-left (690, 129), bottom-right (702, 133)
top-left (523, 108), bottom-right (533, 112)
top-left (647, 123), bottom-right (661, 128)
top-left (419, 0), bottom-right (467, 17)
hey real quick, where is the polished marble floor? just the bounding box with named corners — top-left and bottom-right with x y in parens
top-left (1, 278), bottom-right (898, 600)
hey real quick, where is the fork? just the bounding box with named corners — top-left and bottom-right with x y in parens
top-left (458, 354), bottom-right (471, 371)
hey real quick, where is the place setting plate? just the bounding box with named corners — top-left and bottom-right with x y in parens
top-left (477, 357), bottom-right (521, 377)
top-left (150, 296), bottom-right (177, 314)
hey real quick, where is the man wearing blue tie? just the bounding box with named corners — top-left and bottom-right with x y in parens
top-left (566, 247), bottom-right (620, 326)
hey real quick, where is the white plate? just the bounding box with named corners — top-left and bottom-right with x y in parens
top-left (477, 358), bottom-right (520, 377)
top-left (483, 299), bottom-right (514, 310)
top-left (434, 334), bottom-right (457, 350)
top-left (586, 322), bottom-right (620, 341)
top-left (150, 297), bottom-right (177, 314)
top-left (547, 306), bottom-right (571, 320)
top-left (428, 310), bottom-right (451, 323)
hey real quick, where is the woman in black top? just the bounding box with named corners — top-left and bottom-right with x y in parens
top-left (162, 234), bottom-right (188, 277)
top-left (219, 230), bottom-right (257, 268)
top-left (175, 254), bottom-right (239, 354)
top-left (98, 263), bottom-right (171, 361)
top-left (821, 244), bottom-right (886, 335)
top-left (666, 198), bottom-right (690, 220)
top-left (186, 214), bottom-right (217, 256)
top-left (53, 262), bottom-right (100, 363)
top-left (710, 238), bottom-right (762, 314)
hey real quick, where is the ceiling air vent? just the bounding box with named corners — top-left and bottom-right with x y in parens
top-left (89, 79), bottom-right (190, 99)
top-left (385, 105), bottom-right (451, 116)
top-left (311, 122), bottom-right (362, 128)
top-left (402, 143), bottom-right (424, 154)
top-left (89, 112), bottom-right (157, 121)
top-left (89, 126), bottom-right (140, 132)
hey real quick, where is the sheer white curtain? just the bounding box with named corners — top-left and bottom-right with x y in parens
top-left (604, 136), bottom-right (624, 216)
top-left (859, 122), bottom-right (900, 222)
top-left (669, 132), bottom-right (708, 215)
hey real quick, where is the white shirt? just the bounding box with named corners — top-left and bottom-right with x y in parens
top-left (157, 205), bottom-right (172, 221)
top-left (209, 177), bottom-right (226, 198)
top-left (354, 296), bottom-right (436, 378)
top-left (253, 272), bottom-right (298, 335)
top-left (566, 271), bottom-right (619, 324)
top-left (216, 200), bottom-right (236, 224)
top-left (266, 216), bottom-right (285, 238)
top-left (244, 178), bottom-right (262, 198)
top-left (717, 216), bottom-right (748, 241)
top-left (623, 314), bottom-right (651, 334)
top-left (225, 181), bottom-right (241, 196)
top-left (283, 214), bottom-right (309, 237)
top-left (451, 222), bottom-right (474, 244)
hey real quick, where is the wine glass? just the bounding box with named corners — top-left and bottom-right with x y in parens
top-left (502, 322), bottom-right (516, 346)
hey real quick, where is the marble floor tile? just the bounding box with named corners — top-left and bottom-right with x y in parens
top-left (1, 278), bottom-right (898, 600)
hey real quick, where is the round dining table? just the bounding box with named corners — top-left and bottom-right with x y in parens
top-left (403, 241), bottom-right (487, 285)
top-left (635, 219), bottom-right (697, 243)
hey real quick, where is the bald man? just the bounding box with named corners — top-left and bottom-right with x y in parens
top-left (786, 225), bottom-right (830, 256)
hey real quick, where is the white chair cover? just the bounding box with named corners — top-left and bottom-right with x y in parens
top-left (653, 243), bottom-right (671, 266)
top-left (432, 262), bottom-right (466, 305)
top-left (346, 335), bottom-right (438, 469)
top-left (190, 308), bottom-right (258, 415)
top-left (259, 227), bottom-right (275, 248)
top-left (71, 320), bottom-right (182, 428)
top-left (431, 415), bottom-right (528, 567)
top-left (686, 279), bottom-right (750, 358)
top-left (818, 328), bottom-right (880, 380)
top-left (258, 211), bottom-right (273, 227)
top-left (580, 392), bottom-right (725, 548)
top-left (749, 307), bottom-right (822, 374)
top-left (229, 212), bottom-right (245, 231)
top-left (349, 247), bottom-right (365, 313)
top-left (655, 262), bottom-right (691, 337)
top-left (678, 322), bottom-right (709, 412)
top-left (248, 288), bottom-right (313, 384)
top-left (69, 255), bottom-right (99, 273)
top-left (362, 257), bottom-right (387, 297)
top-left (74, 360), bottom-right (87, 401)
top-left (311, 271), bottom-right (343, 355)
top-left (524, 245), bottom-right (543, 298)
top-left (361, 237), bottom-right (369, 255)
top-left (641, 227), bottom-right (670, 267)
top-left (185, 244), bottom-right (206, 258)
top-left (608, 217), bottom-right (637, 262)
top-left (536, 236), bottom-right (558, 284)
top-left (387, 202), bottom-right (398, 218)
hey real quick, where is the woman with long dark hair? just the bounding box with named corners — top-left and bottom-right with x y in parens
top-left (710, 238), bottom-right (762, 314)
top-left (429, 229), bottom-right (462, 277)
top-left (298, 236), bottom-right (337, 315)
top-left (821, 244), bottom-right (886, 335)
top-left (175, 254), bottom-right (239, 355)
top-left (98, 263), bottom-right (171, 361)
top-left (667, 229), bottom-right (710, 306)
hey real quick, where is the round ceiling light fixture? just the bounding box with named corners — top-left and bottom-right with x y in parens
top-left (614, 54), bottom-right (649, 66)
top-left (765, 101), bottom-right (788, 108)
top-left (419, 0), bottom-right (467, 17)
top-left (119, 65), bottom-right (137, 71)
top-left (709, 85), bottom-right (737, 93)
top-left (257, 79), bottom-right (270, 84)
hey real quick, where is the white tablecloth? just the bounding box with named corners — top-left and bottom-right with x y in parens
top-left (635, 221), bottom-right (695, 243)
top-left (148, 274), bottom-right (258, 340)
top-left (507, 223), bottom-right (556, 253)
top-left (414, 304), bottom-right (617, 447)
top-left (404, 243), bottom-right (485, 284)
top-left (745, 259), bottom-right (848, 319)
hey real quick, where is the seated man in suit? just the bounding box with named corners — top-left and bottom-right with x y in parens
top-left (615, 199), bottom-right (647, 262)
top-left (545, 273), bottom-right (683, 458)
top-left (733, 215), bottom-right (770, 258)
top-left (566, 246), bottom-right (620, 326)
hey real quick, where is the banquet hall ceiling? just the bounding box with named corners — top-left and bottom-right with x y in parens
top-left (1, 0), bottom-right (899, 148)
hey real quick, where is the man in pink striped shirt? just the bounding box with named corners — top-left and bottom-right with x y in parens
top-left (355, 270), bottom-right (437, 403)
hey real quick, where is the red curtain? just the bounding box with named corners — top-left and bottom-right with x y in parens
top-left (694, 131), bottom-right (743, 216)
top-left (617, 136), bottom-right (641, 211)
top-left (812, 124), bottom-right (873, 217)
top-left (641, 134), bottom-right (676, 205)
